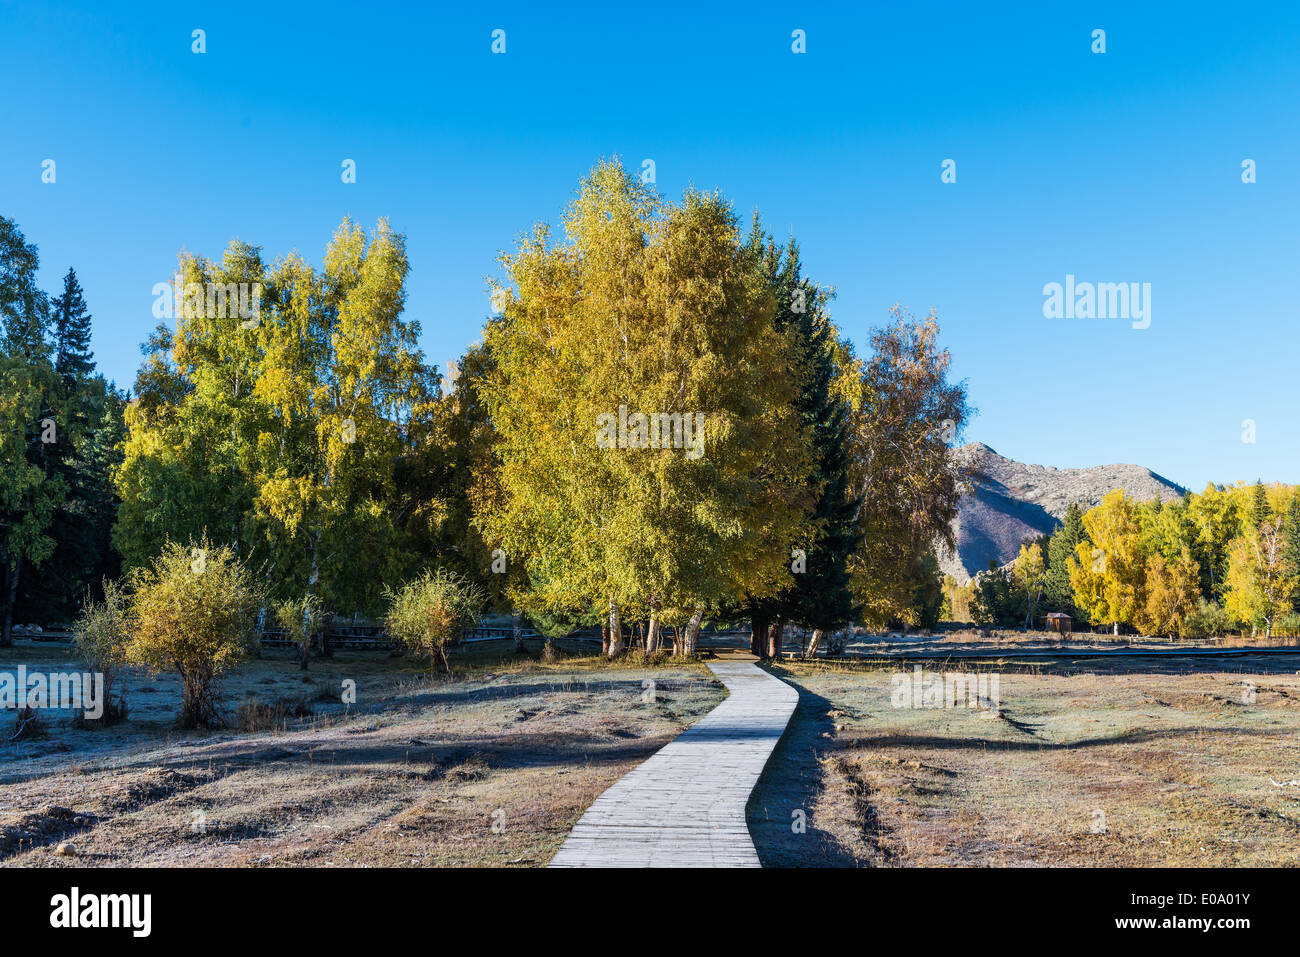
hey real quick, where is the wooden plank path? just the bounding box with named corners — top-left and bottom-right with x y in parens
top-left (548, 660), bottom-right (798, 868)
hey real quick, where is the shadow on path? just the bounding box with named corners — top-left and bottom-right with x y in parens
top-left (746, 673), bottom-right (862, 867)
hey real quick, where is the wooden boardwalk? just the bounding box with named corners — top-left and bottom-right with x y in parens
top-left (548, 661), bottom-right (798, 867)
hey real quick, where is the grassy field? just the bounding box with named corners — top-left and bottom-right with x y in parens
top-left (833, 626), bottom-right (1300, 658)
top-left (749, 655), bottom-right (1300, 866)
top-left (0, 641), bottom-right (723, 867)
top-left (8, 635), bottom-right (1300, 869)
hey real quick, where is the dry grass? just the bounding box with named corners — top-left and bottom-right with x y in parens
top-left (836, 627), bottom-right (1300, 657)
top-left (750, 658), bottom-right (1300, 866)
top-left (0, 641), bottom-right (723, 867)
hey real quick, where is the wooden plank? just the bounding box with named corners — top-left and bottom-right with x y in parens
top-left (548, 661), bottom-right (798, 869)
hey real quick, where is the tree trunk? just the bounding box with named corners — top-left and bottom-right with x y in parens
top-left (1, 561), bottom-right (19, 647)
top-left (320, 614), bottom-right (333, 658)
top-left (682, 607), bottom-right (704, 658)
top-left (766, 618), bottom-right (783, 659)
top-left (299, 638), bottom-right (311, 670)
top-left (512, 609), bottom-right (524, 654)
top-left (805, 628), bottom-right (824, 658)
top-left (601, 621), bottom-right (611, 656)
top-left (1113, 621), bottom-right (1120, 636)
top-left (750, 610), bottom-right (769, 658)
top-left (645, 596), bottom-right (662, 657)
top-left (607, 599), bottom-right (624, 657)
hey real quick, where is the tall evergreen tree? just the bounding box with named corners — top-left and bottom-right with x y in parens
top-left (748, 238), bottom-right (861, 657)
top-left (17, 381), bottom-right (126, 624)
top-left (1284, 493), bottom-right (1300, 612)
top-left (1045, 502), bottom-right (1086, 615)
top-left (0, 217), bottom-right (67, 644)
top-left (51, 267), bottom-right (94, 383)
top-left (1251, 480), bottom-right (1270, 529)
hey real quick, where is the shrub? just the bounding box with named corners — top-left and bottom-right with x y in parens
top-left (274, 594), bottom-right (324, 671)
top-left (383, 569), bottom-right (485, 673)
top-left (10, 706), bottom-right (44, 741)
top-left (124, 539), bottom-right (263, 728)
top-left (1272, 612), bottom-right (1300, 638)
top-left (71, 579), bottom-right (131, 723)
top-left (1183, 598), bottom-right (1230, 640)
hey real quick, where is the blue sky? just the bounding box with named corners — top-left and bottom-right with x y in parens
top-left (2, 1), bottom-right (1298, 489)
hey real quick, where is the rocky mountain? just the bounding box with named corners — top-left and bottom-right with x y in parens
top-left (938, 443), bottom-right (1185, 582)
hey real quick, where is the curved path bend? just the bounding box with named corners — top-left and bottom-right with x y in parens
top-left (549, 661), bottom-right (798, 868)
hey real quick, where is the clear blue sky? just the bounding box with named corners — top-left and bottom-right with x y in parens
top-left (3, 1), bottom-right (1298, 490)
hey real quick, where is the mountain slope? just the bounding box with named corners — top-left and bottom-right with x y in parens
top-left (939, 443), bottom-right (1186, 582)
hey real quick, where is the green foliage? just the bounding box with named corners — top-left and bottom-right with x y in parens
top-left (478, 160), bottom-right (816, 652)
top-left (383, 568), bottom-right (486, 672)
top-left (274, 593), bottom-right (325, 669)
top-left (1045, 503), bottom-right (1086, 615)
top-left (123, 539), bottom-right (263, 727)
top-left (0, 217), bottom-right (68, 643)
top-left (1185, 484), bottom-right (1241, 598)
top-left (1183, 598), bottom-right (1230, 639)
top-left (754, 238), bottom-right (862, 634)
top-left (1251, 480), bottom-right (1270, 529)
top-left (0, 219), bottom-right (126, 636)
top-left (71, 578), bottom-right (131, 721)
top-left (972, 560), bottom-right (1018, 628)
top-left (113, 220), bottom-right (447, 618)
top-left (51, 268), bottom-right (94, 383)
top-left (909, 549), bottom-right (945, 629)
top-left (1285, 494), bottom-right (1300, 611)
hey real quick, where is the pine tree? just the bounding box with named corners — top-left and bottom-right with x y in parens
top-left (51, 267), bottom-right (94, 383)
top-left (1284, 493), bottom-right (1300, 611)
top-left (0, 217), bottom-right (66, 644)
top-left (1045, 502), bottom-right (1086, 614)
top-left (1252, 480), bottom-right (1270, 529)
top-left (750, 237), bottom-right (861, 656)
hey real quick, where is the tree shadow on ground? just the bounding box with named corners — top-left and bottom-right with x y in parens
top-left (746, 674), bottom-right (863, 867)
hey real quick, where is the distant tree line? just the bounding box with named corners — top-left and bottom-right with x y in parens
top-left (946, 481), bottom-right (1300, 638)
top-left (1, 216), bottom-right (124, 645)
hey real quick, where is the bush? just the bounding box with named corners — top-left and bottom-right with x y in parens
top-left (10, 706), bottom-right (44, 741)
top-left (71, 579), bottom-right (131, 723)
top-left (383, 569), bottom-right (485, 673)
top-left (1183, 598), bottom-right (1230, 640)
top-left (1272, 612), bottom-right (1300, 638)
top-left (124, 539), bottom-right (263, 728)
top-left (274, 594), bottom-right (324, 670)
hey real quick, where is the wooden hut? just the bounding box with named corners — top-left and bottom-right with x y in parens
top-left (1045, 612), bottom-right (1072, 634)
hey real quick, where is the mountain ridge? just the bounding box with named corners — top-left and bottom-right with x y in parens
top-left (938, 442), bottom-right (1186, 582)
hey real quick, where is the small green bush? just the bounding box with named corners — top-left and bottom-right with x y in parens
top-left (383, 569), bottom-right (485, 673)
top-left (71, 579), bottom-right (131, 724)
top-left (1183, 598), bottom-right (1230, 639)
top-left (125, 539), bottom-right (263, 728)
